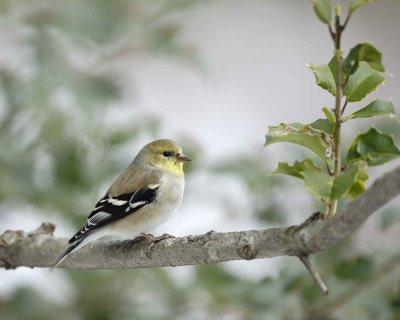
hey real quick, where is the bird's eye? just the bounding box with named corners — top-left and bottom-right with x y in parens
top-left (163, 151), bottom-right (174, 158)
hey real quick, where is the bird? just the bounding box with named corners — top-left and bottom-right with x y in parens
top-left (50, 139), bottom-right (191, 271)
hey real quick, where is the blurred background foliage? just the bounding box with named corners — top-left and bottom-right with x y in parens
top-left (0, 1), bottom-right (399, 319)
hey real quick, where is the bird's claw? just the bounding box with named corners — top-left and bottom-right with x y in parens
top-left (145, 233), bottom-right (176, 258)
top-left (122, 234), bottom-right (149, 253)
top-left (121, 233), bottom-right (175, 258)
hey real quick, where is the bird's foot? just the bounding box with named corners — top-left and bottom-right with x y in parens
top-left (121, 233), bottom-right (175, 257)
top-left (145, 233), bottom-right (176, 258)
top-left (122, 233), bottom-right (154, 253)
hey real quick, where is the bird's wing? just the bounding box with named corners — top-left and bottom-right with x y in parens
top-left (68, 169), bottom-right (161, 244)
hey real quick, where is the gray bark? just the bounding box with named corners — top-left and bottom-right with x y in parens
top-left (1, 165), bottom-right (399, 270)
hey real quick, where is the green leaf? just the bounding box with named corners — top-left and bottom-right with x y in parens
top-left (310, 118), bottom-right (333, 134)
top-left (334, 256), bottom-right (374, 279)
top-left (348, 169), bottom-right (369, 198)
top-left (322, 107), bottom-right (336, 124)
top-left (349, 0), bottom-right (376, 15)
top-left (347, 127), bottom-right (400, 166)
top-left (344, 62), bottom-right (385, 102)
top-left (302, 169), bottom-right (333, 202)
top-left (331, 165), bottom-right (360, 200)
top-left (311, 0), bottom-right (332, 24)
top-left (359, 44), bottom-right (384, 72)
top-left (272, 159), bottom-right (321, 179)
top-left (309, 64), bottom-right (336, 95)
top-left (302, 165), bottom-right (359, 202)
top-left (342, 43), bottom-right (385, 75)
top-left (265, 123), bottom-right (331, 161)
top-left (328, 55), bottom-right (346, 84)
top-left (346, 99), bottom-right (396, 120)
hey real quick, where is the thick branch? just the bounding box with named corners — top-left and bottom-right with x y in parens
top-left (1, 165), bottom-right (400, 270)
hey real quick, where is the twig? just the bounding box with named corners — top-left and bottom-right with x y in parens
top-left (342, 13), bottom-right (352, 31)
top-left (328, 25), bottom-right (335, 40)
top-left (299, 255), bottom-right (328, 295)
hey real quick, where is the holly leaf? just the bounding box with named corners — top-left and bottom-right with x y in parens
top-left (347, 127), bottom-right (400, 166)
top-left (311, 0), bottom-right (332, 24)
top-left (329, 55), bottom-right (346, 84)
top-left (349, 0), bottom-right (377, 16)
top-left (342, 43), bottom-right (384, 75)
top-left (331, 165), bottom-right (361, 200)
top-left (265, 123), bottom-right (331, 161)
top-left (302, 169), bottom-right (332, 202)
top-left (302, 165), bottom-right (359, 202)
top-left (322, 107), bottom-right (336, 124)
top-left (345, 99), bottom-right (396, 120)
top-left (348, 169), bottom-right (369, 198)
top-left (309, 64), bottom-right (336, 96)
top-left (272, 159), bottom-right (321, 179)
top-left (344, 62), bottom-right (384, 102)
top-left (310, 118), bottom-right (333, 135)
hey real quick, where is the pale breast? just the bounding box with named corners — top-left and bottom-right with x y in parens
top-left (107, 172), bottom-right (185, 238)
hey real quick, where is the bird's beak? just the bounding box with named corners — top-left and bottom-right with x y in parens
top-left (176, 153), bottom-right (191, 162)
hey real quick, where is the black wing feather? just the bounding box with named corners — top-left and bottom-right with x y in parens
top-left (68, 185), bottom-right (159, 244)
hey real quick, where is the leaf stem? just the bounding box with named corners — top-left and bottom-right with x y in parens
top-left (342, 12), bottom-right (352, 31)
top-left (328, 25), bottom-right (335, 40)
top-left (327, 12), bottom-right (344, 219)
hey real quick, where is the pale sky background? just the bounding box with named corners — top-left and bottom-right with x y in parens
top-left (1, 0), bottom-right (400, 301)
top-left (131, 0), bottom-right (400, 159)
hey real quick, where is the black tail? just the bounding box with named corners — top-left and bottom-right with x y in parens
top-left (49, 239), bottom-right (83, 272)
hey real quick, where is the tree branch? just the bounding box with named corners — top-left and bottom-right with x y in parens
top-left (1, 165), bottom-right (400, 271)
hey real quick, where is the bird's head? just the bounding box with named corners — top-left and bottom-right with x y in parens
top-left (137, 139), bottom-right (191, 175)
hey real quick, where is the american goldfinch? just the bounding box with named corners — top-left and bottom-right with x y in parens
top-left (50, 139), bottom-right (191, 271)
